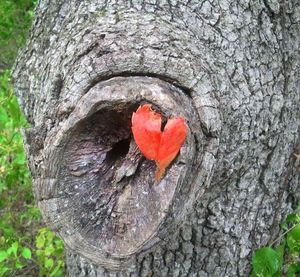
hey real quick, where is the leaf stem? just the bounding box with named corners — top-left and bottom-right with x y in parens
top-left (270, 224), bottom-right (299, 247)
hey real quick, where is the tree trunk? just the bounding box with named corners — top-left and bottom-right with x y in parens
top-left (13, 0), bottom-right (300, 276)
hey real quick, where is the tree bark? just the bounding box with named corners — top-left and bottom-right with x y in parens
top-left (13, 0), bottom-right (300, 276)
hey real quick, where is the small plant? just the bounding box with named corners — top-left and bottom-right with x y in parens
top-left (35, 228), bottom-right (65, 276)
top-left (0, 70), bottom-right (65, 276)
top-left (251, 205), bottom-right (300, 277)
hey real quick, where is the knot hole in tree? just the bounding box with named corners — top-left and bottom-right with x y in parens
top-left (40, 77), bottom-right (206, 269)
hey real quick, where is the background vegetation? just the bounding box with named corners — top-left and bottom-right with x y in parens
top-left (0, 1), bottom-right (299, 277)
top-left (0, 0), bottom-right (65, 276)
top-left (251, 206), bottom-right (300, 277)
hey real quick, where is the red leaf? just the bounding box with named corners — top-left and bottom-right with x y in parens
top-left (155, 117), bottom-right (187, 181)
top-left (132, 104), bottom-right (187, 181)
top-left (131, 104), bottom-right (161, 160)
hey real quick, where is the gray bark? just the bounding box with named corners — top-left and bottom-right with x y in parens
top-left (13, 0), bottom-right (300, 276)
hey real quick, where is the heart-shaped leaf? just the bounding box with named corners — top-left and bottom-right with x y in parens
top-left (132, 104), bottom-right (187, 181)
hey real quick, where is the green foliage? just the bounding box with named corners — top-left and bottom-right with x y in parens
top-left (251, 206), bottom-right (300, 277)
top-left (252, 247), bottom-right (280, 276)
top-left (0, 70), bottom-right (65, 276)
top-left (0, 71), bottom-right (29, 196)
top-left (0, 1), bottom-right (65, 275)
top-left (287, 224), bottom-right (300, 254)
top-left (0, 0), bottom-right (36, 70)
top-left (35, 228), bottom-right (65, 276)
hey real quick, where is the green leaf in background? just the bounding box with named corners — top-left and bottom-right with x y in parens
top-left (15, 259), bottom-right (24, 269)
top-left (0, 0), bottom-right (37, 70)
top-left (35, 228), bottom-right (65, 274)
top-left (36, 228), bottom-right (46, 249)
top-left (7, 241), bottom-right (18, 257)
top-left (281, 214), bottom-right (298, 230)
top-left (50, 261), bottom-right (64, 277)
top-left (45, 257), bottom-right (54, 269)
top-left (287, 224), bottom-right (300, 254)
top-left (0, 266), bottom-right (9, 276)
top-left (251, 206), bottom-right (300, 276)
top-left (21, 247), bottom-right (31, 259)
top-left (0, 250), bottom-right (8, 262)
top-left (252, 247), bottom-right (280, 276)
top-left (287, 263), bottom-right (300, 277)
top-left (275, 243), bottom-right (284, 269)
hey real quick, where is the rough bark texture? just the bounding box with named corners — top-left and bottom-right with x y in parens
top-left (13, 0), bottom-right (300, 276)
